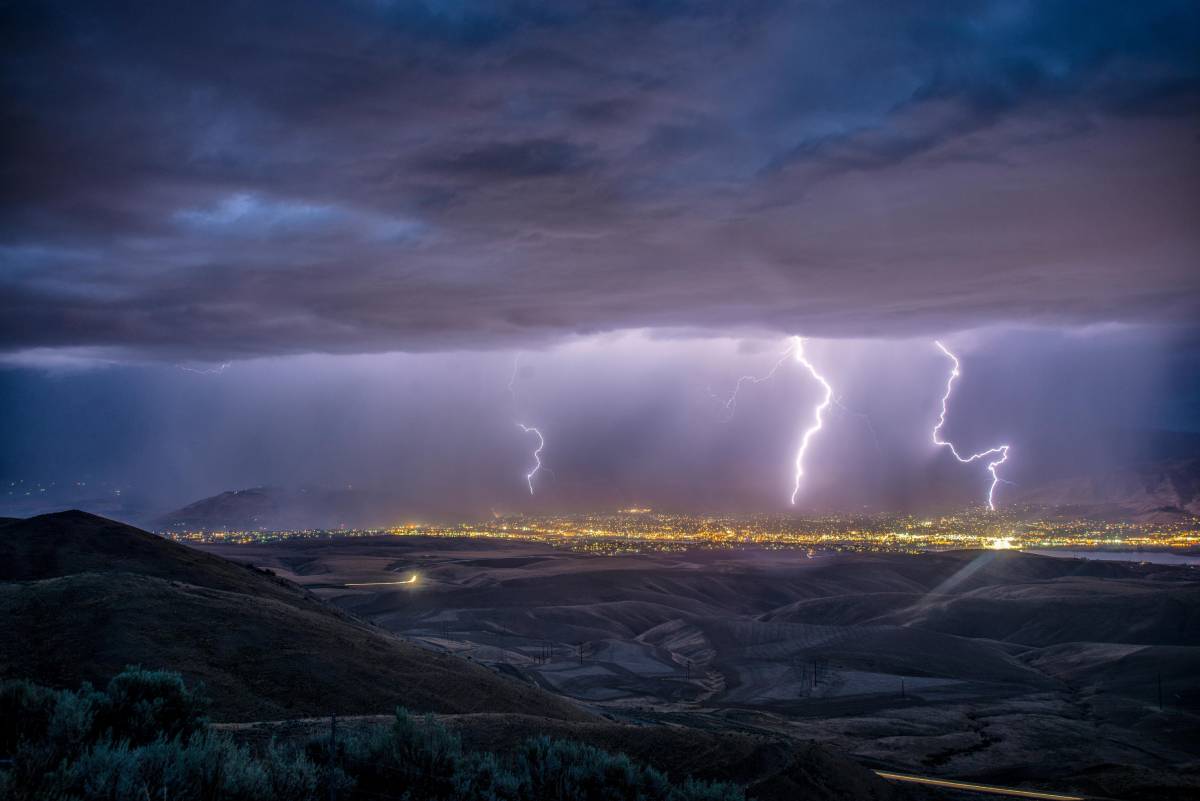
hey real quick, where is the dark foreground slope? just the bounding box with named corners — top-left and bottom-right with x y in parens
top-left (223, 712), bottom-right (901, 801)
top-left (0, 511), bottom-right (588, 722)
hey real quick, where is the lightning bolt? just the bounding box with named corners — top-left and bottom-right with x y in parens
top-left (832, 396), bottom-right (884, 457)
top-left (177, 361), bottom-right (231, 375)
top-left (790, 337), bottom-right (834, 505)
top-left (506, 354), bottom-right (521, 404)
top-left (932, 341), bottom-right (1010, 511)
top-left (710, 339), bottom-right (799, 420)
top-left (517, 423), bottom-right (544, 494)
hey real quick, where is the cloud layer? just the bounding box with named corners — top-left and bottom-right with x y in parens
top-left (2, 1), bottom-right (1198, 359)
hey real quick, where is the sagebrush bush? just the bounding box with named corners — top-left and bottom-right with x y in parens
top-left (0, 679), bottom-right (59, 755)
top-left (1, 673), bottom-right (743, 801)
top-left (94, 665), bottom-right (209, 746)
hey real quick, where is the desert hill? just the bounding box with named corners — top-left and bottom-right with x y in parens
top-left (152, 486), bottom-right (398, 532)
top-left (211, 535), bottom-right (1200, 798)
top-left (0, 513), bottom-right (916, 800)
top-left (1015, 457), bottom-right (1200, 518)
top-left (0, 510), bottom-right (311, 607)
top-left (0, 511), bottom-right (589, 723)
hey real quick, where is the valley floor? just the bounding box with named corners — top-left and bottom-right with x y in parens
top-left (202, 538), bottom-right (1200, 800)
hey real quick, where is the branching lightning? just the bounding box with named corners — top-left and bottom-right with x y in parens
top-left (711, 339), bottom-right (798, 420)
top-left (509, 355), bottom-right (547, 495)
top-left (832, 396), bottom-right (884, 457)
top-left (932, 341), bottom-right (1010, 511)
top-left (177, 361), bottom-right (231, 375)
top-left (517, 423), bottom-right (544, 494)
top-left (790, 337), bottom-right (834, 505)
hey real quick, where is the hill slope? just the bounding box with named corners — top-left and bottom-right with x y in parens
top-left (0, 510), bottom-right (310, 607)
top-left (0, 511), bottom-right (589, 723)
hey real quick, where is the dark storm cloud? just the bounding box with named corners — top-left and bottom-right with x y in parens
top-left (2, 0), bottom-right (1198, 360)
top-left (424, 137), bottom-right (595, 179)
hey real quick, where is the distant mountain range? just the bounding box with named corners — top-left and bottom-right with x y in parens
top-left (153, 486), bottom-right (393, 531)
top-left (1014, 457), bottom-right (1200, 519)
top-left (154, 457), bottom-right (1200, 532)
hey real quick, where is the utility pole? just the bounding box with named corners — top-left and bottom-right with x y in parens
top-left (901, 679), bottom-right (906, 699)
top-left (328, 713), bottom-right (337, 801)
top-left (1158, 673), bottom-right (1163, 712)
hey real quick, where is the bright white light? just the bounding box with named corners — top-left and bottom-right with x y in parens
top-left (790, 337), bottom-right (834, 505)
top-left (517, 423), bottom-right (545, 494)
top-left (177, 361), bottom-right (231, 375)
top-left (932, 341), bottom-right (1010, 511)
top-left (345, 573), bottom-right (418, 587)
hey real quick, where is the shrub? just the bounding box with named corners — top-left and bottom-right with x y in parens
top-left (47, 731), bottom-right (271, 801)
top-left (0, 675), bottom-right (745, 801)
top-left (331, 709), bottom-right (465, 800)
top-left (0, 679), bottom-right (59, 756)
top-left (454, 750), bottom-right (522, 801)
top-left (512, 735), bottom-right (743, 801)
top-left (94, 666), bottom-right (209, 746)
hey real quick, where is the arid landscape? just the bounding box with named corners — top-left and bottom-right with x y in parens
top-left (193, 534), bottom-right (1200, 800)
top-left (4, 510), bottom-right (1200, 798)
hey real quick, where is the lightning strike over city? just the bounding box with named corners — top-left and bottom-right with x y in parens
top-left (3, 4), bottom-right (1198, 798)
top-left (932, 341), bottom-right (1012, 511)
top-left (790, 338), bottom-right (834, 505)
top-left (517, 423), bottom-right (545, 495)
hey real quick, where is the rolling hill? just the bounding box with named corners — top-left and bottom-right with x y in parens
top-left (0, 511), bottom-right (589, 723)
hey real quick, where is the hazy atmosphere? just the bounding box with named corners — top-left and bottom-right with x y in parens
top-left (4, 1), bottom-right (1199, 521)
top-left (3, 327), bottom-right (1199, 520)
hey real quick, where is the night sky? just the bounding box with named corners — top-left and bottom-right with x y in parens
top-left (2, 2), bottom-right (1198, 519)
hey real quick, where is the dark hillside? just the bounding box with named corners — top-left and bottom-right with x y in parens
top-left (0, 512), bottom-right (590, 723)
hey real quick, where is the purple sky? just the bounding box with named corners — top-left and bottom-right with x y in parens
top-left (1, 2), bottom-right (1198, 517)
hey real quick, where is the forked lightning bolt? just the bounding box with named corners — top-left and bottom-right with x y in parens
top-left (517, 423), bottom-right (544, 494)
top-left (932, 341), bottom-right (1010, 511)
top-left (790, 337), bottom-right (834, 505)
top-left (712, 340), bottom-right (798, 420)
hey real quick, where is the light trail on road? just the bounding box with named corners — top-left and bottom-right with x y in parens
top-left (874, 771), bottom-right (1085, 800)
top-left (345, 574), bottom-right (418, 587)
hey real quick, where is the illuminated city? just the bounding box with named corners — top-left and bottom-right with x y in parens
top-left (161, 507), bottom-right (1200, 556)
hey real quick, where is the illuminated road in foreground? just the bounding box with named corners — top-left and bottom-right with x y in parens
top-left (344, 575), bottom-right (418, 587)
top-left (874, 771), bottom-right (1085, 800)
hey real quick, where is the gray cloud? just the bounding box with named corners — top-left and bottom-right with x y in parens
top-left (1, 1), bottom-right (1198, 361)
top-left (425, 137), bottom-right (595, 179)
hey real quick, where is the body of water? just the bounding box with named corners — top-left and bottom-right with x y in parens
top-left (1025, 549), bottom-right (1200, 566)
